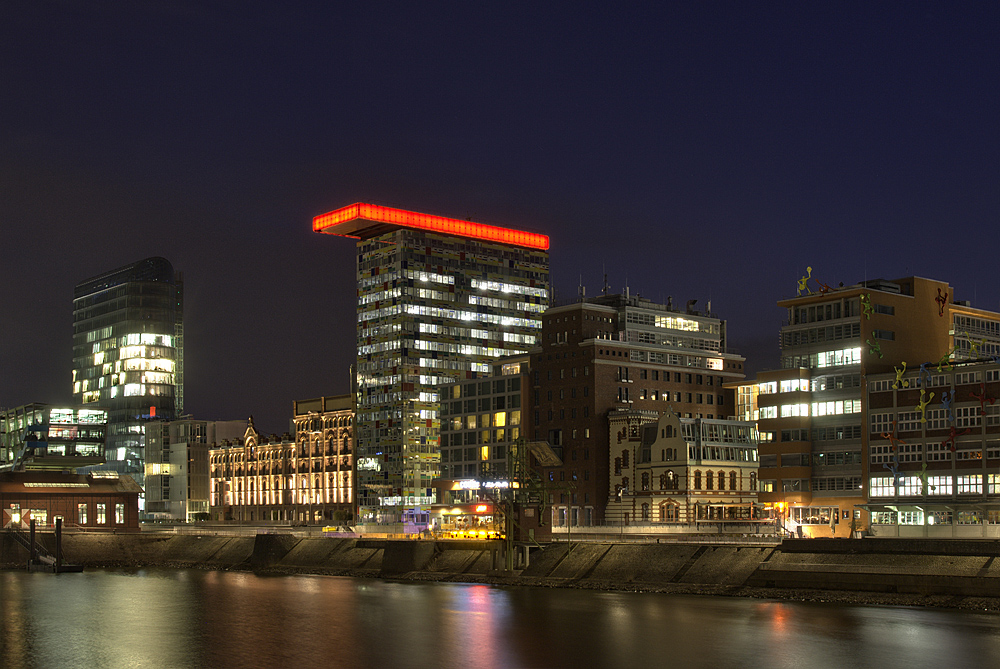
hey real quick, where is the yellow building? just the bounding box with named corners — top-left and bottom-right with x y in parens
top-left (735, 275), bottom-right (1000, 538)
top-left (209, 396), bottom-right (354, 524)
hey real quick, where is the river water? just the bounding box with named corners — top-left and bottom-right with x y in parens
top-left (2, 569), bottom-right (999, 668)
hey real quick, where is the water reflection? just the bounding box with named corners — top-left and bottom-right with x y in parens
top-left (2, 569), bottom-right (1000, 668)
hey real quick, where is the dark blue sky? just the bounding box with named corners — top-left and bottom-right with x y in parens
top-left (3, 2), bottom-right (998, 434)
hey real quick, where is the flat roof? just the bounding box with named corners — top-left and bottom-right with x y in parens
top-left (312, 202), bottom-right (549, 250)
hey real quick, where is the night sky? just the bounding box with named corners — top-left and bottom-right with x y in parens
top-left (3, 3), bottom-right (998, 435)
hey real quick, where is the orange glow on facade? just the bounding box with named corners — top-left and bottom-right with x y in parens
top-left (313, 203), bottom-right (549, 250)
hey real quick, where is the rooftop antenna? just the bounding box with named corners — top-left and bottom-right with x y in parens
top-left (602, 266), bottom-right (609, 295)
top-left (578, 274), bottom-right (585, 300)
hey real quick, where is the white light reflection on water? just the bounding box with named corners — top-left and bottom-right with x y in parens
top-left (3, 569), bottom-right (1000, 669)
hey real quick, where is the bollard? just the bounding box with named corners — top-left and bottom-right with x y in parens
top-left (56, 517), bottom-right (63, 573)
top-left (29, 519), bottom-right (37, 568)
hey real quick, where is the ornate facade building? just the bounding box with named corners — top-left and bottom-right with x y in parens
top-left (209, 395), bottom-right (354, 524)
top-left (604, 408), bottom-right (760, 527)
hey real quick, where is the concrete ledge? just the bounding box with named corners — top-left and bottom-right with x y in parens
top-left (780, 537), bottom-right (1000, 556)
top-left (747, 569), bottom-right (1000, 596)
top-left (757, 562), bottom-right (1000, 576)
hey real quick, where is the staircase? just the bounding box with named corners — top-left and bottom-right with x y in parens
top-left (6, 525), bottom-right (59, 569)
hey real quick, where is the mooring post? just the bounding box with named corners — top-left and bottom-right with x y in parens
top-left (56, 517), bottom-right (63, 573)
top-left (29, 518), bottom-right (37, 568)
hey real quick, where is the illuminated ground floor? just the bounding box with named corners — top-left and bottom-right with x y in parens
top-left (863, 501), bottom-right (1000, 538)
top-left (212, 502), bottom-right (353, 524)
top-left (757, 493), bottom-right (866, 538)
top-left (430, 502), bottom-right (501, 538)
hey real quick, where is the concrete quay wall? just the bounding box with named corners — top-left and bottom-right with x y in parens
top-left (6, 533), bottom-right (1000, 601)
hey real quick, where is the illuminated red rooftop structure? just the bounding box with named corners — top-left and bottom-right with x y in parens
top-left (313, 203), bottom-right (549, 250)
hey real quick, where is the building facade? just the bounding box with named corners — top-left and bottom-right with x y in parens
top-left (604, 409), bottom-right (759, 527)
top-left (1, 404), bottom-right (107, 471)
top-left (72, 257), bottom-right (184, 486)
top-left (438, 355), bottom-right (530, 484)
top-left (144, 418), bottom-right (245, 522)
top-left (865, 359), bottom-right (1000, 537)
top-left (530, 293), bottom-right (746, 527)
top-left (209, 396), bottom-right (354, 524)
top-left (737, 274), bottom-right (1000, 537)
top-left (1, 470), bottom-right (141, 531)
top-left (314, 203), bottom-right (549, 527)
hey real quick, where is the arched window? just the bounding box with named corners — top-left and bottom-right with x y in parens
top-left (730, 471), bottom-right (737, 491)
top-left (706, 471), bottom-right (714, 490)
top-left (641, 472), bottom-right (650, 491)
top-left (750, 472), bottom-right (757, 491)
top-left (694, 470), bottom-right (702, 490)
top-left (718, 471), bottom-right (726, 491)
top-left (659, 501), bottom-right (678, 522)
top-left (641, 503), bottom-right (650, 521)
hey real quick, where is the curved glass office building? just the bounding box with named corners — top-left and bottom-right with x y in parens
top-left (72, 257), bottom-right (184, 487)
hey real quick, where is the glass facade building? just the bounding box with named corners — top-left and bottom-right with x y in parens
top-left (0, 403), bottom-right (107, 470)
top-left (314, 203), bottom-right (549, 526)
top-left (72, 257), bottom-right (184, 486)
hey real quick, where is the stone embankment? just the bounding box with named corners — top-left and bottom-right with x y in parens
top-left (5, 532), bottom-right (1000, 610)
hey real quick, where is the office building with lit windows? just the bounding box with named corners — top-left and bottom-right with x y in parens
top-left (864, 359), bottom-right (1000, 537)
top-left (438, 355), bottom-right (530, 484)
top-left (735, 275), bottom-right (1000, 538)
top-left (144, 418), bottom-right (245, 522)
top-left (72, 257), bottom-right (184, 487)
top-left (314, 203), bottom-right (549, 527)
top-left (0, 404), bottom-right (107, 471)
top-left (531, 293), bottom-right (747, 529)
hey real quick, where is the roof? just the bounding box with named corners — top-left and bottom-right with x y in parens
top-left (0, 471), bottom-right (143, 495)
top-left (312, 202), bottom-right (549, 250)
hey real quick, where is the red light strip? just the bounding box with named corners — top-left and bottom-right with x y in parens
top-left (313, 203), bottom-right (549, 250)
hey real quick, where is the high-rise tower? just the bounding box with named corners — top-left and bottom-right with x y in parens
top-left (72, 257), bottom-right (184, 486)
top-left (314, 203), bottom-right (549, 526)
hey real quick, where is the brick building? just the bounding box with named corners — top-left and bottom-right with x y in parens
top-left (530, 293), bottom-right (746, 527)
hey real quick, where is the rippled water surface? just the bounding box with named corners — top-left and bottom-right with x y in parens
top-left (2, 569), bottom-right (1000, 668)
